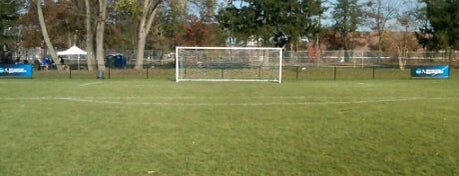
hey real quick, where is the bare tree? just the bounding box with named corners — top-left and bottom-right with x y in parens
top-left (395, 1), bottom-right (422, 70)
top-left (382, 26), bottom-right (418, 70)
top-left (134, 0), bottom-right (164, 69)
top-left (96, 0), bottom-right (107, 77)
top-left (85, 0), bottom-right (96, 71)
top-left (363, 0), bottom-right (400, 51)
top-left (36, 0), bottom-right (58, 68)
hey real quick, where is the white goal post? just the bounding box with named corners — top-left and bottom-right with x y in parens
top-left (175, 46), bottom-right (283, 83)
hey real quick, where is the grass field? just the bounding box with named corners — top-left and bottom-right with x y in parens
top-left (0, 69), bottom-right (458, 175)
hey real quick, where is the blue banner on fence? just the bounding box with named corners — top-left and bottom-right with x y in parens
top-left (411, 65), bottom-right (449, 78)
top-left (0, 64), bottom-right (33, 77)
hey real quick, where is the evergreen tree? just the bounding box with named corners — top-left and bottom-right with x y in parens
top-left (0, 0), bottom-right (20, 50)
top-left (331, 0), bottom-right (363, 50)
top-left (420, 0), bottom-right (459, 50)
top-left (419, 0), bottom-right (459, 64)
top-left (216, 0), bottom-right (323, 49)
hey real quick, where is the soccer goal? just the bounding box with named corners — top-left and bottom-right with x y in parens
top-left (176, 47), bottom-right (283, 83)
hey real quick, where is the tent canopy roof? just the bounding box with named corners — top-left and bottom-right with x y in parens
top-left (57, 45), bottom-right (87, 55)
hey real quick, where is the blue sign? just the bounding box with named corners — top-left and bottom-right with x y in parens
top-left (0, 64), bottom-right (33, 77)
top-left (411, 65), bottom-right (449, 78)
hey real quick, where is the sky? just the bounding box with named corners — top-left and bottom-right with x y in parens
top-left (215, 0), bottom-right (421, 31)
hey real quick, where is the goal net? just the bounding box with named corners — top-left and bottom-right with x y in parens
top-left (176, 47), bottom-right (283, 83)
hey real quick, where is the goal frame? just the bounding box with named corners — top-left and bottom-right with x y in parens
top-left (175, 46), bottom-right (283, 83)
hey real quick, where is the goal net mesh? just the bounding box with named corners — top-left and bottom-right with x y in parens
top-left (176, 47), bottom-right (282, 83)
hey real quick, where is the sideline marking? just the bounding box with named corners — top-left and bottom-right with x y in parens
top-left (0, 96), bottom-right (456, 106)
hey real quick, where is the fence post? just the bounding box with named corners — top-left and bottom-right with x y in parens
top-left (146, 65), bottom-right (149, 79)
top-left (258, 66), bottom-right (261, 79)
top-left (334, 66), bottom-right (337, 80)
top-left (296, 66), bottom-right (299, 80)
top-left (372, 66), bottom-right (375, 80)
top-left (69, 67), bottom-right (72, 79)
top-left (221, 68), bottom-right (224, 79)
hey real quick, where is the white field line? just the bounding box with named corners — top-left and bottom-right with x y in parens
top-left (0, 96), bottom-right (456, 106)
top-left (79, 82), bottom-right (103, 87)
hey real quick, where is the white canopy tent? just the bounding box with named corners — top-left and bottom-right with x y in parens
top-left (57, 45), bottom-right (87, 68)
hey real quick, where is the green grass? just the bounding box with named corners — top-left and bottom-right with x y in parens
top-left (0, 72), bottom-right (458, 175)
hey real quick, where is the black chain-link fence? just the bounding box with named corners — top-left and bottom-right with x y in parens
top-left (8, 49), bottom-right (458, 80)
top-left (27, 63), bottom-right (457, 81)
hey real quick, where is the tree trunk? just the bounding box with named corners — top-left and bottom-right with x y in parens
top-left (398, 48), bottom-right (406, 70)
top-left (343, 32), bottom-right (350, 62)
top-left (85, 0), bottom-right (96, 71)
top-left (36, 0), bottom-right (59, 69)
top-left (96, 0), bottom-right (107, 77)
top-left (134, 0), bottom-right (162, 69)
top-left (135, 23), bottom-right (148, 69)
